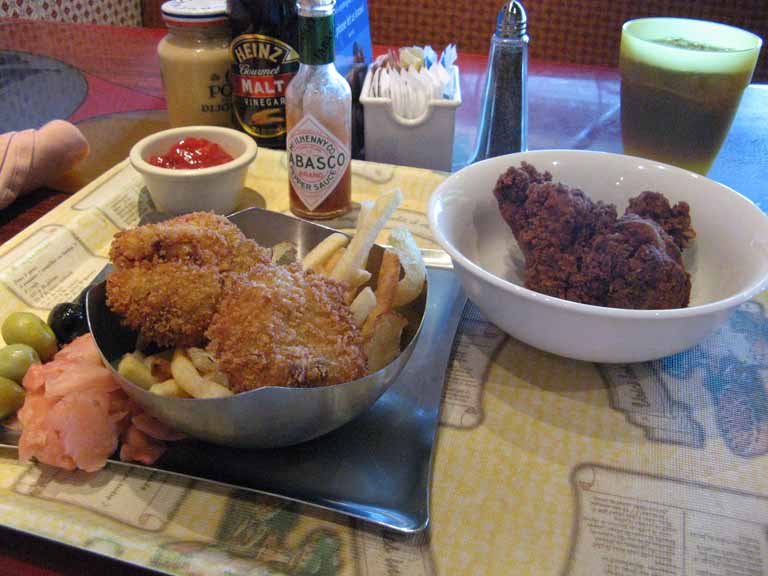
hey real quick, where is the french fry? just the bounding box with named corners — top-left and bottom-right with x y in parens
top-left (362, 249), bottom-right (401, 336)
top-left (205, 370), bottom-right (230, 388)
top-left (171, 349), bottom-right (233, 399)
top-left (357, 199), bottom-right (373, 228)
top-left (344, 268), bottom-right (373, 304)
top-left (353, 269), bottom-right (372, 284)
top-left (321, 247), bottom-right (346, 276)
top-left (330, 188), bottom-right (403, 286)
top-left (149, 379), bottom-right (191, 398)
top-left (145, 354), bottom-right (173, 382)
top-left (364, 312), bottom-right (408, 372)
top-left (187, 347), bottom-right (219, 374)
top-left (388, 227), bottom-right (427, 307)
top-left (118, 353), bottom-right (158, 390)
top-left (350, 287), bottom-right (377, 327)
top-left (302, 233), bottom-right (349, 272)
top-left (355, 200), bottom-right (374, 268)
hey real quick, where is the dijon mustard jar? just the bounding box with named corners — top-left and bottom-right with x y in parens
top-left (158, 0), bottom-right (233, 127)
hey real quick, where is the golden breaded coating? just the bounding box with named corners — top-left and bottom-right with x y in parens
top-left (109, 212), bottom-right (270, 271)
top-left (106, 262), bottom-right (222, 348)
top-left (106, 212), bottom-right (271, 348)
top-left (173, 212), bottom-right (247, 245)
top-left (206, 263), bottom-right (367, 392)
top-left (229, 237), bottom-right (273, 273)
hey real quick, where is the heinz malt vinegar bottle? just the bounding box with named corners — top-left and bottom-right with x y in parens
top-left (286, 0), bottom-right (352, 219)
top-left (228, 0), bottom-right (299, 149)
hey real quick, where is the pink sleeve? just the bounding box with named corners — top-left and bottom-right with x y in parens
top-left (0, 120), bottom-right (89, 210)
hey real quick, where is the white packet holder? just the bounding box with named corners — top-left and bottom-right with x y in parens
top-left (360, 65), bottom-right (462, 172)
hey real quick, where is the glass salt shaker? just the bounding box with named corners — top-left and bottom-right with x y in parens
top-left (470, 0), bottom-right (529, 162)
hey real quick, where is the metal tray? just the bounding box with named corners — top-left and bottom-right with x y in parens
top-left (0, 266), bottom-right (466, 533)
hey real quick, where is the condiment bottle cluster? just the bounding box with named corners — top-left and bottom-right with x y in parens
top-left (159, 0), bottom-right (350, 219)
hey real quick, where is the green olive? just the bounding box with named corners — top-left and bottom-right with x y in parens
top-left (0, 344), bottom-right (41, 383)
top-left (0, 376), bottom-right (24, 420)
top-left (2, 312), bottom-right (58, 361)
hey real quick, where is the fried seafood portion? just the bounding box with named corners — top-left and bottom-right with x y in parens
top-left (626, 190), bottom-right (696, 250)
top-left (496, 169), bottom-right (618, 300)
top-left (106, 212), bottom-right (270, 347)
top-left (571, 215), bottom-right (692, 308)
top-left (106, 262), bottom-right (222, 348)
top-left (109, 212), bottom-right (270, 272)
top-left (493, 162), bottom-right (695, 309)
top-left (206, 263), bottom-right (367, 392)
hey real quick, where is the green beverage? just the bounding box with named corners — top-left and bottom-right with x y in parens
top-left (620, 18), bottom-right (762, 174)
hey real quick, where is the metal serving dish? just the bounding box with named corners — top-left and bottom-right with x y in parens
top-left (86, 207), bottom-right (427, 449)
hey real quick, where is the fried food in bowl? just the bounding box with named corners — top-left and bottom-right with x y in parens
top-left (87, 207), bottom-right (428, 448)
top-left (428, 150), bottom-right (768, 363)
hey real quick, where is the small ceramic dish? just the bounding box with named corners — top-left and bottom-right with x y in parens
top-left (129, 126), bottom-right (257, 214)
top-left (428, 150), bottom-right (768, 363)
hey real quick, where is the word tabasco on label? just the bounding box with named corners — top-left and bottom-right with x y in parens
top-left (287, 114), bottom-right (350, 211)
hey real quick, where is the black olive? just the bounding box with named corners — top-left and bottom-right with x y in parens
top-left (47, 302), bottom-right (88, 345)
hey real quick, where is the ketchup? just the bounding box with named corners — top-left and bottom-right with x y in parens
top-left (148, 137), bottom-right (234, 169)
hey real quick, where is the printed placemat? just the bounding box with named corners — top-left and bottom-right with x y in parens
top-left (1, 149), bottom-right (767, 575)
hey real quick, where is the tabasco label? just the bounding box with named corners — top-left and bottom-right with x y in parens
top-left (287, 114), bottom-right (350, 211)
top-left (230, 34), bottom-right (300, 144)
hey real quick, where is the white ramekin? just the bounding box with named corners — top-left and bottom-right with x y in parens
top-left (129, 126), bottom-right (257, 215)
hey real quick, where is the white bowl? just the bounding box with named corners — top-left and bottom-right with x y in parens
top-left (129, 126), bottom-right (257, 214)
top-left (428, 150), bottom-right (768, 363)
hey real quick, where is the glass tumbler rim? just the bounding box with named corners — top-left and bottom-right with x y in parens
top-left (622, 17), bottom-right (763, 55)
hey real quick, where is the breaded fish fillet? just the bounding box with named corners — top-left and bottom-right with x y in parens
top-left (109, 212), bottom-right (269, 272)
top-left (106, 262), bottom-right (221, 348)
top-left (106, 212), bottom-right (270, 347)
top-left (206, 263), bottom-right (367, 392)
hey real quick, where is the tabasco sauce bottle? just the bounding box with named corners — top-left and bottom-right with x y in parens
top-left (286, 0), bottom-right (352, 219)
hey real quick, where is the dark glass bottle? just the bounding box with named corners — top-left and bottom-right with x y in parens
top-left (228, 0), bottom-right (300, 149)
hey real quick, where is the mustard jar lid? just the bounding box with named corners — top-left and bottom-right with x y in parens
top-left (161, 0), bottom-right (227, 25)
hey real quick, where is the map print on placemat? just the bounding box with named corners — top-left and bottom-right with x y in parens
top-left (153, 493), bottom-right (353, 575)
top-left (601, 299), bottom-right (768, 457)
top-left (566, 464), bottom-right (768, 576)
top-left (1, 454), bottom-right (437, 576)
top-left (440, 301), bottom-right (506, 429)
top-left (148, 489), bottom-right (435, 576)
top-left (153, 490), bottom-right (436, 576)
top-left (14, 465), bottom-right (191, 531)
top-left (599, 362), bottom-right (704, 447)
top-left (9, 147), bottom-right (768, 576)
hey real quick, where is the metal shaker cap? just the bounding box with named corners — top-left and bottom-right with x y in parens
top-left (496, 0), bottom-right (527, 38)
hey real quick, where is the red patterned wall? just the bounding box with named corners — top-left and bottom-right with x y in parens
top-left (367, 0), bottom-right (768, 81)
top-left (0, 0), bottom-right (142, 26)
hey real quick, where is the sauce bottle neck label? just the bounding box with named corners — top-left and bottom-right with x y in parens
top-left (287, 113), bottom-right (350, 211)
top-left (298, 13), bottom-right (335, 65)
